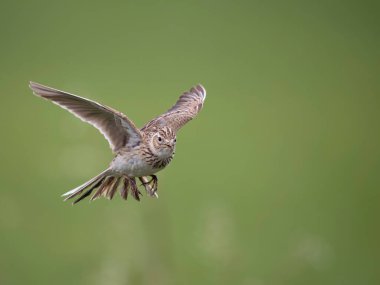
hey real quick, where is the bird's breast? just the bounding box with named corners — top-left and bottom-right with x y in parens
top-left (109, 150), bottom-right (170, 177)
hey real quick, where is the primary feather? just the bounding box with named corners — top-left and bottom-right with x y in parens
top-left (29, 81), bottom-right (142, 152)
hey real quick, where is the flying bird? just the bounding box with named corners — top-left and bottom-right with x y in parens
top-left (29, 82), bottom-right (206, 204)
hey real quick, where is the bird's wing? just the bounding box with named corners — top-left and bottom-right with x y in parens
top-left (30, 81), bottom-right (142, 152)
top-left (142, 84), bottom-right (206, 133)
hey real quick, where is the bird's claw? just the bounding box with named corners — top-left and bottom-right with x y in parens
top-left (139, 175), bottom-right (158, 198)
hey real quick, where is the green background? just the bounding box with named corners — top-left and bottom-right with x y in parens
top-left (1, 1), bottom-right (379, 284)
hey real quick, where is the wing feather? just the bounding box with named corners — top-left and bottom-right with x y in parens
top-left (142, 84), bottom-right (206, 132)
top-left (29, 82), bottom-right (142, 152)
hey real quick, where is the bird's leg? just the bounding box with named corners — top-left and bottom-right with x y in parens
top-left (129, 177), bottom-right (142, 201)
top-left (139, 176), bottom-right (158, 198)
top-left (139, 176), bottom-right (152, 195)
top-left (139, 176), bottom-right (153, 185)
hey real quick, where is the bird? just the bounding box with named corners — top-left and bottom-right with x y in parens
top-left (29, 82), bottom-right (206, 204)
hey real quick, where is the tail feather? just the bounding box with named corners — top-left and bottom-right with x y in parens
top-left (91, 177), bottom-right (109, 201)
top-left (102, 177), bottom-right (118, 199)
top-left (62, 169), bottom-right (111, 203)
top-left (62, 170), bottom-right (143, 204)
top-left (91, 176), bottom-right (115, 201)
top-left (120, 178), bottom-right (130, 200)
top-left (107, 177), bottom-right (121, 200)
top-left (72, 177), bottom-right (105, 204)
top-left (62, 168), bottom-right (111, 199)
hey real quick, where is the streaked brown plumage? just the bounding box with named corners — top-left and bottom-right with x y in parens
top-left (29, 82), bottom-right (206, 204)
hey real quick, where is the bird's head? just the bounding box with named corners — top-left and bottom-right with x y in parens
top-left (150, 127), bottom-right (176, 158)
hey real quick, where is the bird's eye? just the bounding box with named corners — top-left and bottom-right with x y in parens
top-left (158, 136), bottom-right (162, 142)
top-left (174, 138), bottom-right (177, 143)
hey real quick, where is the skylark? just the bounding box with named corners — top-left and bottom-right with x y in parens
top-left (29, 82), bottom-right (206, 204)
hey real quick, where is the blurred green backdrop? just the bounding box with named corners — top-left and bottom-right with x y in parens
top-left (0, 0), bottom-right (379, 284)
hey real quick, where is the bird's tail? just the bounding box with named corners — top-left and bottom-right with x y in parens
top-left (62, 168), bottom-right (122, 204)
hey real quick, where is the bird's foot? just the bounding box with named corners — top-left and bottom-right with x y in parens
top-left (139, 175), bottom-right (158, 198)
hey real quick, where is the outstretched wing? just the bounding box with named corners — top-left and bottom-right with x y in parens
top-left (30, 82), bottom-right (142, 152)
top-left (142, 84), bottom-right (206, 133)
